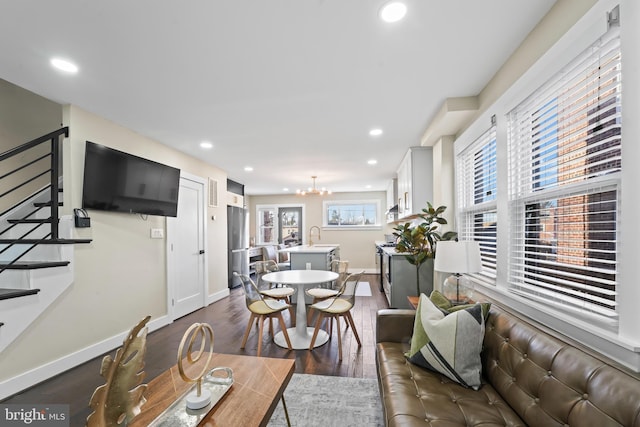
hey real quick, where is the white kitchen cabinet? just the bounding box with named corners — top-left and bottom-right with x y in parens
top-left (396, 147), bottom-right (433, 219)
top-left (385, 178), bottom-right (398, 223)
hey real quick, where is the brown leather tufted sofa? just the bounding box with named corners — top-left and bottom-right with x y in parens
top-left (376, 305), bottom-right (640, 426)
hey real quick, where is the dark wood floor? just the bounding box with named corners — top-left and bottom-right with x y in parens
top-left (4, 274), bottom-right (388, 427)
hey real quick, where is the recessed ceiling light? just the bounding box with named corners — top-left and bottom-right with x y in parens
top-left (283, 188), bottom-right (289, 192)
top-left (365, 185), bottom-right (372, 189)
top-left (200, 141), bottom-right (213, 149)
top-left (244, 166), bottom-right (254, 172)
top-left (369, 128), bottom-right (383, 137)
top-left (50, 58), bottom-right (78, 73)
top-left (368, 159), bottom-right (378, 165)
top-left (379, 2), bottom-right (407, 23)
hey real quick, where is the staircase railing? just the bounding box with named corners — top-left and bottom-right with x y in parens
top-left (0, 127), bottom-right (69, 274)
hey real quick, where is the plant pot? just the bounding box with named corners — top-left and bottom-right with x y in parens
top-left (415, 258), bottom-right (434, 296)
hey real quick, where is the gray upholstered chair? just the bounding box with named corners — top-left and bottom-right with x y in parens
top-left (262, 245), bottom-right (290, 270)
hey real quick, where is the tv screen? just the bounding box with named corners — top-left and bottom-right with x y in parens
top-left (82, 141), bottom-right (181, 217)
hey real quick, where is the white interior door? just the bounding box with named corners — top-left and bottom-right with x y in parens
top-left (167, 174), bottom-right (206, 320)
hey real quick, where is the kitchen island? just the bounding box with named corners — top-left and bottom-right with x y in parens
top-left (281, 244), bottom-right (340, 271)
top-left (279, 244), bottom-right (340, 304)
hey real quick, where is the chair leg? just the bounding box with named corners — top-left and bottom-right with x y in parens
top-left (308, 312), bottom-right (325, 350)
top-left (241, 313), bottom-right (256, 349)
top-left (345, 311), bottom-right (361, 347)
top-left (257, 315), bottom-right (265, 357)
top-left (335, 315), bottom-right (343, 360)
top-left (276, 312), bottom-right (292, 350)
top-left (307, 305), bottom-right (314, 325)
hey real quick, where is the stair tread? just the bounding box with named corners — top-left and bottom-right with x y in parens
top-left (0, 288), bottom-right (40, 301)
top-left (33, 202), bottom-right (63, 207)
top-left (7, 218), bottom-right (55, 224)
top-left (0, 238), bottom-right (92, 244)
top-left (0, 261), bottom-right (70, 270)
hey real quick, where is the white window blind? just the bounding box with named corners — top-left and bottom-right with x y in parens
top-left (507, 28), bottom-right (621, 319)
top-left (457, 125), bottom-right (497, 281)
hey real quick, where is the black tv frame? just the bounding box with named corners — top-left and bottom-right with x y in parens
top-left (81, 141), bottom-right (181, 217)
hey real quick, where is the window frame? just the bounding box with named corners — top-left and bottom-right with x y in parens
top-left (321, 199), bottom-right (382, 230)
top-left (506, 26), bottom-right (622, 324)
top-left (451, 0), bottom-right (640, 371)
top-left (456, 125), bottom-right (498, 284)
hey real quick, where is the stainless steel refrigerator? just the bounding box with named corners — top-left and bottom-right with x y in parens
top-left (227, 205), bottom-right (249, 288)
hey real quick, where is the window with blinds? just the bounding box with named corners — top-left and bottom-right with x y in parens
top-left (457, 125), bottom-right (497, 281)
top-left (507, 28), bottom-right (621, 320)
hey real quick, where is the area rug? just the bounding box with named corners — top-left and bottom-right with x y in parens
top-left (267, 374), bottom-right (384, 427)
top-left (355, 281), bottom-right (372, 296)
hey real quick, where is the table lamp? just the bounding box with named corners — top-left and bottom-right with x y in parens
top-left (434, 240), bottom-right (482, 304)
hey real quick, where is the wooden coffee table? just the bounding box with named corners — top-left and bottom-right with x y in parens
top-left (130, 353), bottom-right (294, 427)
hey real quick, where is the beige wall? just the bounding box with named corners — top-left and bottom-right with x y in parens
top-left (0, 102), bottom-right (228, 383)
top-left (468, 0), bottom-right (598, 133)
top-left (248, 192), bottom-right (395, 272)
top-left (0, 79), bottom-right (63, 210)
top-left (0, 79), bottom-right (61, 150)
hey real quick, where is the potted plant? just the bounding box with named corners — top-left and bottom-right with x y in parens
top-left (393, 203), bottom-right (458, 296)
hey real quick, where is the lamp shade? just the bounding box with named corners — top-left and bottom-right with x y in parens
top-left (434, 241), bottom-right (482, 274)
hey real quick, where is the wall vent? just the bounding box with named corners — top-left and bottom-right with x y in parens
top-left (208, 178), bottom-right (218, 207)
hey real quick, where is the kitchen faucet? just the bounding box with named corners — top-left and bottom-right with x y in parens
top-left (308, 226), bottom-right (321, 246)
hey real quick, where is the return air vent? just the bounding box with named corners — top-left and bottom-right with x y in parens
top-left (208, 178), bottom-right (218, 207)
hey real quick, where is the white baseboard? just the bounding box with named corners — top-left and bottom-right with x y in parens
top-left (0, 315), bottom-right (170, 401)
top-left (207, 288), bottom-right (230, 305)
top-left (348, 268), bottom-right (378, 274)
top-left (2, 288), bottom-right (233, 400)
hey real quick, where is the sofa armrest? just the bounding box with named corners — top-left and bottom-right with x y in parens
top-left (376, 309), bottom-right (415, 343)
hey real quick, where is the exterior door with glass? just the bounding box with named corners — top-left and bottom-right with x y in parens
top-left (279, 207), bottom-right (302, 246)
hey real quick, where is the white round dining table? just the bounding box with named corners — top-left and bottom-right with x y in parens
top-left (261, 269), bottom-right (339, 349)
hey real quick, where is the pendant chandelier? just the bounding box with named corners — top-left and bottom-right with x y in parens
top-left (296, 176), bottom-right (332, 196)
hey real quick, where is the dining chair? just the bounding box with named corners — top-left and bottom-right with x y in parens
top-left (255, 260), bottom-right (295, 320)
top-left (305, 259), bottom-right (349, 324)
top-left (234, 272), bottom-right (292, 357)
top-left (308, 271), bottom-right (365, 360)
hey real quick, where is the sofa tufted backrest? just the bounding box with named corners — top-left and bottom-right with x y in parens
top-left (482, 306), bottom-right (640, 427)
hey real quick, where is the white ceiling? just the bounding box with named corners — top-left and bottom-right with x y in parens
top-left (0, 0), bottom-right (556, 195)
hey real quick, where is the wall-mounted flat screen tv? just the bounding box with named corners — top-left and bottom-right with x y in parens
top-left (82, 141), bottom-right (181, 217)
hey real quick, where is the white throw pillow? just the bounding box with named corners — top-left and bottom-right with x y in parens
top-left (406, 294), bottom-right (485, 389)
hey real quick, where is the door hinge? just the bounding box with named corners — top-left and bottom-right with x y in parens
top-left (172, 298), bottom-right (175, 306)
